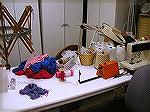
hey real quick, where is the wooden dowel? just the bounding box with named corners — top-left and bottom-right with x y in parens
top-left (20, 10), bottom-right (32, 30)
top-left (2, 6), bottom-right (20, 31)
top-left (18, 6), bottom-right (29, 27)
top-left (0, 52), bottom-right (6, 61)
top-left (7, 37), bottom-right (18, 56)
top-left (2, 13), bottom-right (17, 32)
top-left (21, 36), bottom-right (34, 52)
top-left (19, 37), bottom-right (34, 54)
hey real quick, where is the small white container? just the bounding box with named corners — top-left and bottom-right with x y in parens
top-left (0, 67), bottom-right (8, 94)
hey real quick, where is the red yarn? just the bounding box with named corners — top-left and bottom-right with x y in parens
top-left (40, 69), bottom-right (53, 79)
top-left (25, 68), bottom-right (34, 78)
top-left (15, 67), bottom-right (53, 79)
top-left (33, 69), bottom-right (53, 79)
top-left (33, 74), bottom-right (41, 79)
top-left (15, 70), bottom-right (25, 76)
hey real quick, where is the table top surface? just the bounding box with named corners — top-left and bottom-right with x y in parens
top-left (0, 64), bottom-right (132, 112)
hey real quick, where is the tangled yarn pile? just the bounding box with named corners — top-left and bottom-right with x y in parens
top-left (12, 54), bottom-right (57, 79)
top-left (19, 83), bottom-right (49, 100)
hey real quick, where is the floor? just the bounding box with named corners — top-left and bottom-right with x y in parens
top-left (42, 86), bottom-right (127, 112)
top-left (70, 87), bottom-right (126, 112)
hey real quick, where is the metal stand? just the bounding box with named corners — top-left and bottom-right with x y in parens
top-left (78, 70), bottom-right (100, 84)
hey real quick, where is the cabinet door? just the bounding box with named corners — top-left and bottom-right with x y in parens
top-left (64, 0), bottom-right (82, 46)
top-left (87, 0), bottom-right (116, 26)
top-left (42, 0), bottom-right (64, 56)
top-left (87, 0), bottom-right (119, 46)
top-left (87, 0), bottom-right (100, 47)
top-left (42, 0), bottom-right (82, 56)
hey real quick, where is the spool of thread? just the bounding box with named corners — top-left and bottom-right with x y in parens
top-left (56, 71), bottom-right (62, 78)
top-left (60, 71), bottom-right (65, 81)
top-left (94, 52), bottom-right (110, 69)
top-left (56, 69), bottom-right (74, 78)
top-left (107, 46), bottom-right (116, 61)
top-left (65, 69), bottom-right (74, 77)
top-left (116, 45), bottom-right (126, 62)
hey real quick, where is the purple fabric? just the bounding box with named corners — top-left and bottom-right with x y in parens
top-left (19, 83), bottom-right (49, 100)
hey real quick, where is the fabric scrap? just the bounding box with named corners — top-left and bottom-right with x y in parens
top-left (25, 54), bottom-right (48, 68)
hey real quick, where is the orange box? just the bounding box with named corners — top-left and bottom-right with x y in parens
top-left (96, 60), bottom-right (119, 79)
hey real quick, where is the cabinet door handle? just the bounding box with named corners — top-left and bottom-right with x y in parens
top-left (61, 24), bottom-right (69, 27)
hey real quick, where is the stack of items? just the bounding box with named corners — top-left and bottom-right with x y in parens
top-left (90, 40), bottom-right (126, 66)
top-left (59, 50), bottom-right (77, 70)
top-left (12, 54), bottom-right (57, 79)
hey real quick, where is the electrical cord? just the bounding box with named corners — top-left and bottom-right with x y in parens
top-left (53, 76), bottom-right (79, 86)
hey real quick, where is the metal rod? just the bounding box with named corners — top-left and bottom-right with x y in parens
top-left (78, 70), bottom-right (101, 84)
top-left (38, 0), bottom-right (44, 54)
top-left (82, 0), bottom-right (88, 47)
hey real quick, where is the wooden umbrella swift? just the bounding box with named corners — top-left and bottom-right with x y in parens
top-left (0, 2), bottom-right (34, 69)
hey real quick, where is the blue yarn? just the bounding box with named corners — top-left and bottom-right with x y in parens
top-left (18, 60), bottom-right (26, 70)
top-left (30, 62), bottom-right (42, 73)
top-left (37, 87), bottom-right (48, 95)
top-left (30, 91), bottom-right (41, 100)
top-left (13, 56), bottom-right (57, 76)
top-left (12, 60), bottom-right (27, 73)
top-left (30, 56), bottom-right (57, 75)
top-left (44, 57), bottom-right (57, 75)
top-left (12, 68), bottom-right (20, 74)
top-left (19, 83), bottom-right (48, 100)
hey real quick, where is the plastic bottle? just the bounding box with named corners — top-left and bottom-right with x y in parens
top-left (0, 67), bottom-right (8, 94)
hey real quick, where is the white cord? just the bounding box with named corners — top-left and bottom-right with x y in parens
top-left (53, 76), bottom-right (79, 86)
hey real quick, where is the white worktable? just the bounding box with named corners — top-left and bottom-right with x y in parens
top-left (0, 64), bottom-right (132, 112)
